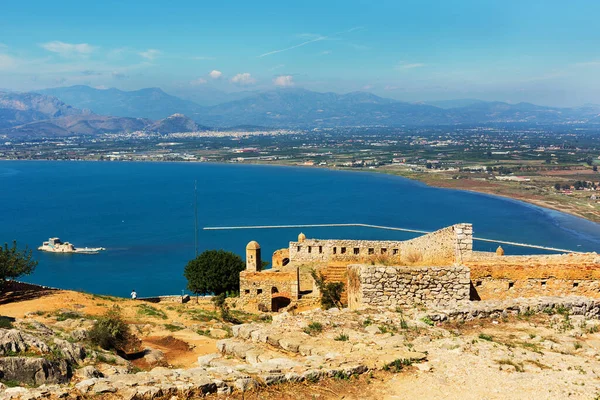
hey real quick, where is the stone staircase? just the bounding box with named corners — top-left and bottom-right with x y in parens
top-left (321, 263), bottom-right (350, 304)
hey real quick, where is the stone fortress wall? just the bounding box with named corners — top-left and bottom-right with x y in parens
top-left (239, 223), bottom-right (600, 312)
top-left (287, 223), bottom-right (473, 266)
top-left (466, 252), bottom-right (600, 300)
top-left (347, 265), bottom-right (470, 309)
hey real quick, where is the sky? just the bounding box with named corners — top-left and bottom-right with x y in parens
top-left (1, 0), bottom-right (600, 106)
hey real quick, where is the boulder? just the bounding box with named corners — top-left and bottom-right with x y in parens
top-left (0, 329), bottom-right (50, 355)
top-left (75, 365), bottom-right (104, 379)
top-left (0, 356), bottom-right (70, 385)
top-left (54, 338), bottom-right (86, 364)
top-left (143, 348), bottom-right (166, 367)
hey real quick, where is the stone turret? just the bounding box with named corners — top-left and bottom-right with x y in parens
top-left (298, 232), bottom-right (306, 243)
top-left (246, 241), bottom-right (262, 272)
top-left (496, 246), bottom-right (505, 256)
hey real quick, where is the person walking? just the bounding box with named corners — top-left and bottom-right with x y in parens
top-left (131, 289), bottom-right (137, 300)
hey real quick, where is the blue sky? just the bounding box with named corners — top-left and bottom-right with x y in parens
top-left (1, 0), bottom-right (600, 106)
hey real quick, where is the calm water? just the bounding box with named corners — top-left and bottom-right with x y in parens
top-left (1, 161), bottom-right (600, 297)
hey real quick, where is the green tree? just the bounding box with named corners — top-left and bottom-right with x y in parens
top-left (310, 269), bottom-right (345, 309)
top-left (554, 183), bottom-right (561, 191)
top-left (0, 241), bottom-right (38, 285)
top-left (184, 250), bottom-right (245, 296)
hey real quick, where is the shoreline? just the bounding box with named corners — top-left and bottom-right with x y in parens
top-left (3, 157), bottom-right (600, 225)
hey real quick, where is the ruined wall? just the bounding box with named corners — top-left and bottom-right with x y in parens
top-left (288, 224), bottom-right (472, 267)
top-left (467, 253), bottom-right (600, 300)
top-left (272, 248), bottom-right (290, 268)
top-left (239, 268), bottom-right (299, 312)
top-left (347, 264), bottom-right (470, 310)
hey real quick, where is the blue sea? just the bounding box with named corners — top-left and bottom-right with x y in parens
top-left (1, 161), bottom-right (600, 297)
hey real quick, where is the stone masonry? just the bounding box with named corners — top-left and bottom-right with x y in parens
top-left (347, 264), bottom-right (470, 309)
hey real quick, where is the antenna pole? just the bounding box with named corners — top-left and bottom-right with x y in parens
top-left (194, 180), bottom-right (198, 257)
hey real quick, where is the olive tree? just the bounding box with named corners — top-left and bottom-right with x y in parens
top-left (184, 250), bottom-right (245, 296)
top-left (0, 241), bottom-right (38, 284)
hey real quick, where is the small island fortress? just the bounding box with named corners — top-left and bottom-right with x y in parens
top-left (239, 223), bottom-right (600, 312)
top-left (38, 237), bottom-right (105, 254)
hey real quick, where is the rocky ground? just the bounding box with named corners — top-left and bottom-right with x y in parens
top-left (2, 285), bottom-right (600, 399)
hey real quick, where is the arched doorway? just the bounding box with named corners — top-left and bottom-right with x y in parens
top-left (271, 295), bottom-right (291, 312)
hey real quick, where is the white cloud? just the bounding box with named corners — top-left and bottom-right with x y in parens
top-left (230, 72), bottom-right (256, 85)
top-left (395, 61), bottom-right (425, 70)
top-left (273, 75), bottom-right (294, 87)
top-left (209, 70), bottom-right (222, 79)
top-left (190, 77), bottom-right (207, 85)
top-left (139, 49), bottom-right (160, 60)
top-left (41, 41), bottom-right (94, 56)
top-left (320, 50), bottom-right (332, 55)
top-left (0, 54), bottom-right (17, 70)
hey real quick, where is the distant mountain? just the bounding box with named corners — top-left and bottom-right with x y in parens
top-left (147, 113), bottom-right (209, 133)
top-left (170, 86), bottom-right (258, 106)
top-left (39, 85), bottom-right (203, 120)
top-left (0, 91), bottom-right (87, 128)
top-left (196, 88), bottom-right (444, 127)
top-left (3, 86), bottom-right (600, 136)
top-left (419, 99), bottom-right (487, 109)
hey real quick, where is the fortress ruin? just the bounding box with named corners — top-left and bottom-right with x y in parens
top-left (239, 223), bottom-right (600, 312)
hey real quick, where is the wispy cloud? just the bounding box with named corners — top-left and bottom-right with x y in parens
top-left (231, 72), bottom-right (256, 85)
top-left (139, 49), bottom-right (160, 60)
top-left (0, 54), bottom-right (17, 70)
top-left (112, 71), bottom-right (128, 80)
top-left (258, 26), bottom-right (363, 58)
top-left (573, 60), bottom-right (600, 68)
top-left (273, 75), bottom-right (294, 87)
top-left (190, 77), bottom-right (207, 85)
top-left (269, 64), bottom-right (285, 71)
top-left (191, 56), bottom-right (216, 60)
top-left (320, 50), bottom-right (332, 55)
top-left (40, 41), bottom-right (95, 56)
top-left (395, 61), bottom-right (425, 70)
top-left (209, 70), bottom-right (222, 79)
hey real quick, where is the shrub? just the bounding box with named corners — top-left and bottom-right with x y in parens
top-left (0, 316), bottom-right (14, 329)
top-left (478, 333), bottom-right (493, 341)
top-left (164, 324), bottom-right (184, 332)
top-left (136, 304), bottom-right (167, 320)
top-left (310, 269), bottom-right (344, 309)
top-left (303, 321), bottom-right (323, 335)
top-left (88, 307), bottom-right (131, 351)
top-left (334, 333), bottom-right (349, 341)
top-left (383, 358), bottom-right (414, 373)
top-left (420, 316), bottom-right (434, 326)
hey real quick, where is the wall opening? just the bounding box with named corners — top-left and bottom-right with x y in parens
top-left (392, 249), bottom-right (398, 255)
top-left (333, 247), bottom-right (337, 254)
top-left (341, 247), bottom-right (347, 254)
top-left (476, 281), bottom-right (482, 287)
top-left (368, 248), bottom-right (374, 255)
top-left (282, 257), bottom-right (290, 266)
top-left (381, 248), bottom-right (387, 254)
top-left (271, 286), bottom-right (279, 294)
top-left (573, 282), bottom-right (579, 288)
top-left (271, 296), bottom-right (291, 312)
top-left (257, 289), bottom-right (263, 295)
top-left (319, 246), bottom-right (323, 254)
top-left (541, 281), bottom-right (547, 288)
top-left (244, 289), bottom-right (250, 294)
top-left (508, 282), bottom-right (514, 289)
top-left (353, 247), bottom-right (360, 255)
top-left (297, 246), bottom-right (301, 252)
top-left (308, 246), bottom-right (312, 253)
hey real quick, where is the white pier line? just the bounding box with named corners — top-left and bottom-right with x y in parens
top-left (203, 223), bottom-right (583, 254)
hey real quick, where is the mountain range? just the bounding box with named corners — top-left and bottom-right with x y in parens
top-left (1, 85), bottom-right (600, 137)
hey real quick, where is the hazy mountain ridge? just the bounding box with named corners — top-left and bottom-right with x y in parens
top-left (2, 86), bottom-right (600, 137)
top-left (39, 86), bottom-right (203, 120)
